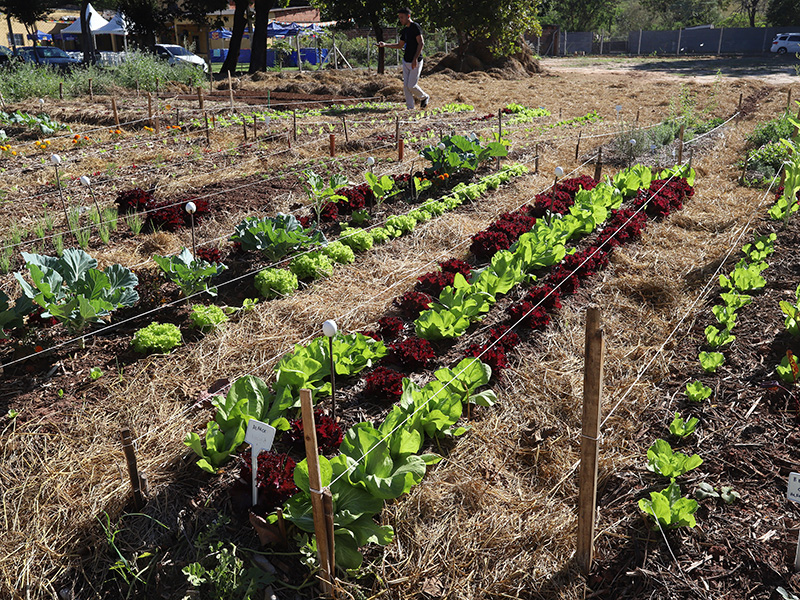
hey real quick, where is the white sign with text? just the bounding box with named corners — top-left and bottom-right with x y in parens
top-left (245, 419), bottom-right (276, 506)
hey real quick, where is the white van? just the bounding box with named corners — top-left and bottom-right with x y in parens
top-left (155, 44), bottom-right (209, 72)
top-left (770, 33), bottom-right (800, 54)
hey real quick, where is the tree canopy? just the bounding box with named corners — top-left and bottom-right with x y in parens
top-left (766, 0), bottom-right (800, 25)
top-left (0, 0), bottom-right (53, 35)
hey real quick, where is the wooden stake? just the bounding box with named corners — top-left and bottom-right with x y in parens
top-left (120, 429), bottom-right (145, 509)
top-left (147, 93), bottom-right (154, 128)
top-left (204, 112), bottom-right (210, 146)
top-left (243, 119), bottom-right (248, 143)
top-left (329, 133), bottom-right (335, 157)
top-left (398, 138), bottom-right (404, 162)
top-left (292, 110), bottom-right (297, 141)
top-left (594, 147), bottom-right (603, 181)
top-left (534, 143), bottom-right (540, 174)
top-left (300, 390), bottom-right (335, 597)
top-left (228, 72), bottom-right (234, 111)
top-left (738, 92), bottom-right (743, 113)
top-left (496, 108), bottom-right (503, 170)
top-left (111, 97), bottom-right (119, 126)
top-left (342, 116), bottom-right (348, 143)
top-left (576, 308), bottom-right (604, 575)
top-left (88, 78), bottom-right (93, 101)
top-left (677, 123), bottom-right (685, 165)
top-left (789, 88), bottom-right (793, 111)
top-left (58, 82), bottom-right (63, 100)
top-left (155, 77), bottom-right (159, 99)
top-left (635, 107), bottom-right (640, 125)
top-left (197, 86), bottom-right (204, 111)
top-left (395, 116), bottom-right (400, 148)
top-left (575, 131), bottom-right (582, 161)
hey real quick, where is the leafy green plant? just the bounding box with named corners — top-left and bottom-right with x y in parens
top-left (780, 284), bottom-right (800, 336)
top-left (638, 481), bottom-right (698, 529)
top-left (777, 351), bottom-right (799, 384)
top-left (0, 289), bottom-right (32, 337)
top-left (422, 133), bottom-right (507, 175)
top-left (190, 304), bottom-right (229, 332)
top-left (89, 367), bottom-right (104, 381)
top-left (669, 412), bottom-right (698, 438)
top-left (364, 171), bottom-right (397, 208)
top-left (699, 351), bottom-right (725, 373)
top-left (720, 291), bottom-right (751, 311)
top-left (322, 241), bottom-right (355, 264)
top-left (183, 541), bottom-right (272, 599)
top-left (704, 325), bottom-right (735, 348)
top-left (742, 233), bottom-right (776, 262)
top-left (125, 212), bottom-right (145, 235)
top-left (719, 259), bottom-right (767, 292)
top-left (254, 267), bottom-right (298, 299)
top-left (646, 439), bottom-right (703, 479)
top-left (289, 251), bottom-right (334, 280)
top-left (686, 380), bottom-right (712, 402)
top-left (711, 304), bottom-right (737, 330)
top-left (302, 170), bottom-right (348, 225)
top-left (15, 249), bottom-right (139, 333)
top-left (153, 248), bottom-right (227, 298)
top-left (230, 214), bottom-right (325, 261)
top-left (339, 227), bottom-right (373, 252)
top-left (132, 322), bottom-right (182, 353)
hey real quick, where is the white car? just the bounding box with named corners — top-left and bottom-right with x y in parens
top-left (770, 33), bottom-right (800, 55)
top-left (155, 44), bottom-right (208, 72)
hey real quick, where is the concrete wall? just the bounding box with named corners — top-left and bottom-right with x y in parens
top-left (627, 26), bottom-right (800, 55)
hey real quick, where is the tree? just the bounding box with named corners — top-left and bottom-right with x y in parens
top-left (118, 0), bottom-right (168, 47)
top-left (412, 0), bottom-right (541, 56)
top-left (249, 0), bottom-right (275, 73)
top-left (312, 0), bottom-right (395, 73)
top-left (538, 0), bottom-right (620, 32)
top-left (220, 0), bottom-right (247, 74)
top-left (640, 0), bottom-right (727, 29)
top-left (766, 0), bottom-right (800, 25)
top-left (0, 0), bottom-right (53, 46)
top-left (738, 0), bottom-right (765, 27)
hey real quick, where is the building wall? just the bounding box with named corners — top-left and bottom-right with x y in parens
top-left (0, 10), bottom-right (79, 49)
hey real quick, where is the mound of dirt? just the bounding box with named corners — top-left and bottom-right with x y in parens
top-left (238, 70), bottom-right (405, 101)
top-left (424, 41), bottom-right (542, 79)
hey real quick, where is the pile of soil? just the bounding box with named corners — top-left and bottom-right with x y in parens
top-left (424, 41), bottom-right (542, 79)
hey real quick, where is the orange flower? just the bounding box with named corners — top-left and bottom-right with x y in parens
top-left (35, 345), bottom-right (43, 352)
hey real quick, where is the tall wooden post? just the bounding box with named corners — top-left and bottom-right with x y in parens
top-left (197, 86), bottom-right (204, 111)
top-left (228, 72), bottom-right (235, 111)
top-left (534, 143), bottom-right (540, 174)
top-left (398, 138), bottom-right (404, 162)
top-left (575, 131), bottom-right (582, 161)
top-left (147, 93), bottom-right (154, 129)
top-left (576, 308), bottom-right (604, 575)
top-left (594, 147), bottom-right (603, 181)
top-left (342, 116), bottom-right (348, 143)
top-left (293, 110), bottom-right (297, 141)
top-left (677, 123), bottom-right (685, 164)
top-left (111, 97), bottom-right (119, 126)
top-left (300, 390), bottom-right (335, 596)
top-left (329, 133), bottom-right (335, 157)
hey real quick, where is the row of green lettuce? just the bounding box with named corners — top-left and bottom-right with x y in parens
top-left (184, 161), bottom-right (695, 570)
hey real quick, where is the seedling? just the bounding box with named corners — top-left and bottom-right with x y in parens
top-left (699, 351), bottom-right (724, 373)
top-left (646, 438), bottom-right (703, 479)
top-left (89, 367), bottom-right (104, 380)
top-left (704, 325), bottom-right (735, 349)
top-left (669, 411), bottom-right (698, 438)
top-left (638, 481), bottom-right (698, 529)
top-left (686, 380), bottom-right (713, 402)
top-left (780, 284), bottom-right (800, 336)
top-left (777, 350), bottom-right (799, 385)
top-left (695, 482), bottom-right (740, 504)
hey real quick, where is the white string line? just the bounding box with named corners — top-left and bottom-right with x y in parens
top-left (324, 156), bottom-right (601, 490)
top-left (2, 154), bottom-right (531, 372)
top-left (683, 112), bottom-right (739, 146)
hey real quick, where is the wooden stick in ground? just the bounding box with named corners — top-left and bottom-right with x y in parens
top-left (204, 112), bottom-right (210, 146)
top-left (300, 390), bottom-right (334, 597)
top-left (398, 138), bottom-right (404, 162)
top-left (677, 123), bottom-right (685, 165)
top-left (594, 147), bottom-right (603, 181)
top-left (395, 116), bottom-right (400, 149)
top-left (576, 308), bottom-right (604, 575)
top-left (120, 429), bottom-right (145, 510)
top-left (535, 143), bottom-right (540, 174)
top-left (293, 110), bottom-right (298, 141)
top-left (111, 97), bottom-right (119, 127)
top-left (342, 116), bottom-right (348, 143)
top-left (228, 72), bottom-right (234, 111)
top-left (147, 92), bottom-right (154, 129)
top-left (575, 130), bottom-right (582, 161)
top-left (58, 82), bottom-right (63, 100)
top-left (197, 86), bottom-right (204, 111)
top-left (329, 133), bottom-right (335, 157)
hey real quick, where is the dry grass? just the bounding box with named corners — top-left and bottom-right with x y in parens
top-left (0, 62), bottom-right (791, 599)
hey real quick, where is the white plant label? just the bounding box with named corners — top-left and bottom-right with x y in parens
top-left (245, 419), bottom-right (276, 506)
top-left (788, 472), bottom-right (800, 503)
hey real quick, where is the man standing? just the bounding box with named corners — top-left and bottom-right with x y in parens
top-left (378, 7), bottom-right (431, 110)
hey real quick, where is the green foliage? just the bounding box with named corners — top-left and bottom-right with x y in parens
top-left (695, 482), bottom-right (740, 504)
top-left (720, 291), bottom-right (752, 311)
top-left (322, 241), bottom-right (355, 265)
top-left (0, 289), bottom-right (32, 337)
top-left (254, 268), bottom-right (298, 299)
top-left (747, 112), bottom-right (797, 149)
top-left (190, 304), bottom-right (229, 332)
top-left (711, 304), bottom-right (737, 330)
top-left (230, 214), bottom-right (325, 261)
top-left (422, 133), bottom-right (507, 175)
top-left (182, 541), bottom-right (273, 598)
top-left (289, 251), bottom-right (334, 280)
top-left (646, 439), bottom-right (703, 479)
top-left (153, 248), bottom-right (227, 297)
top-left (669, 412), bottom-right (698, 438)
top-left (742, 233), bottom-right (776, 262)
top-left (638, 481), bottom-right (698, 529)
top-left (704, 325), bottom-right (735, 349)
top-left (15, 249), bottom-right (139, 333)
top-left (719, 259), bottom-right (767, 292)
top-left (777, 352), bottom-right (799, 384)
top-left (0, 109), bottom-right (69, 135)
top-left (132, 322), bottom-right (182, 354)
top-left (302, 170), bottom-right (348, 225)
top-left (339, 227), bottom-right (374, 252)
top-left (370, 227), bottom-right (390, 244)
top-left (364, 172), bottom-right (396, 208)
top-left (780, 284), bottom-right (800, 336)
top-left (89, 367), bottom-right (104, 381)
top-left (686, 380), bottom-right (712, 402)
top-left (744, 141), bottom-right (790, 182)
top-left (385, 214), bottom-right (417, 235)
top-left (699, 351), bottom-right (724, 373)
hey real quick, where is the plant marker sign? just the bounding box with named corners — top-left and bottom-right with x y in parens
top-left (788, 472), bottom-right (800, 570)
top-left (245, 418), bottom-right (276, 506)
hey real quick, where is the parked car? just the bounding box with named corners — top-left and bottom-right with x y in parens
top-left (0, 45), bottom-right (16, 66)
top-left (14, 46), bottom-right (82, 70)
top-left (770, 33), bottom-right (800, 54)
top-left (154, 44), bottom-right (209, 73)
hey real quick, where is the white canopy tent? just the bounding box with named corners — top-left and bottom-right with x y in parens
top-left (60, 4), bottom-right (109, 51)
top-left (94, 12), bottom-right (130, 53)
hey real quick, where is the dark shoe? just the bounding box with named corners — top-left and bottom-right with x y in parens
top-left (420, 96), bottom-right (429, 109)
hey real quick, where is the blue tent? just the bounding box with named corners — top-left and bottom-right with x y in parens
top-left (27, 30), bottom-right (53, 42)
top-left (210, 28), bottom-right (232, 40)
top-left (267, 22), bottom-right (300, 37)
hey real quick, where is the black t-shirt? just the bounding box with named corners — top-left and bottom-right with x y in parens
top-left (400, 21), bottom-right (423, 62)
